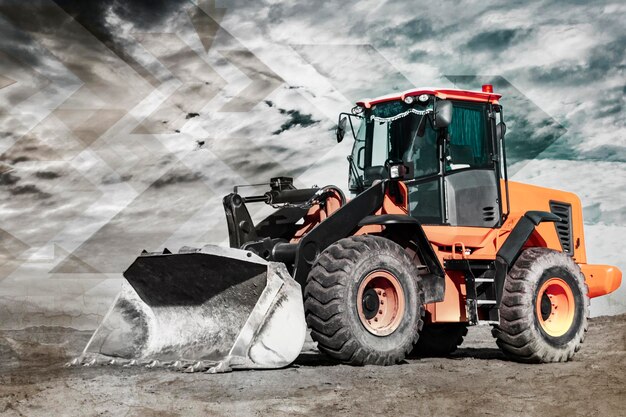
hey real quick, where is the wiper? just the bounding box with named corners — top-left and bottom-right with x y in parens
top-left (347, 155), bottom-right (365, 192)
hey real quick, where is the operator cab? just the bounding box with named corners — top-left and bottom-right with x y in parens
top-left (338, 86), bottom-right (507, 228)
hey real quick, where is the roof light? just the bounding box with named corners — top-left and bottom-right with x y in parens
top-left (351, 105), bottom-right (364, 115)
top-left (403, 96), bottom-right (415, 104)
top-left (418, 94), bottom-right (429, 102)
top-left (482, 84), bottom-right (494, 93)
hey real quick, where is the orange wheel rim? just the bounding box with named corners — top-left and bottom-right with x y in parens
top-left (357, 270), bottom-right (405, 336)
top-left (536, 278), bottom-right (575, 337)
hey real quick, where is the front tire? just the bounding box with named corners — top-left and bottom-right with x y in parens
top-left (304, 235), bottom-right (424, 365)
top-left (493, 247), bottom-right (589, 363)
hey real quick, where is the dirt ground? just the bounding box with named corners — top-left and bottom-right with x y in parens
top-left (1, 315), bottom-right (625, 417)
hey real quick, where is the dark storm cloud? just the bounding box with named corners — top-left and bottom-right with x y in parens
top-left (0, 171), bottom-right (19, 186)
top-left (272, 108), bottom-right (320, 135)
top-left (152, 170), bottom-right (204, 188)
top-left (0, 1), bottom-right (93, 50)
top-left (597, 102), bottom-right (623, 119)
top-left (587, 36), bottom-right (626, 73)
top-left (465, 28), bottom-right (533, 52)
top-left (504, 112), bottom-right (569, 163)
top-left (395, 17), bottom-right (434, 40)
top-left (527, 36), bottom-right (626, 85)
top-left (9, 184), bottom-right (51, 198)
top-left (101, 173), bottom-right (132, 185)
top-left (581, 145), bottom-right (626, 163)
top-left (408, 49), bottom-right (429, 61)
top-left (35, 171), bottom-right (61, 180)
top-left (0, 14), bottom-right (43, 67)
top-left (293, 44), bottom-right (413, 99)
top-left (51, 0), bottom-right (190, 85)
top-left (263, 144), bottom-right (291, 154)
top-left (254, 1), bottom-right (347, 29)
top-left (0, 0), bottom-right (192, 91)
top-left (528, 63), bottom-right (586, 86)
top-left (368, 17), bottom-right (435, 48)
top-left (53, 0), bottom-right (188, 32)
top-left (597, 95), bottom-right (624, 122)
top-left (0, 154), bottom-right (30, 164)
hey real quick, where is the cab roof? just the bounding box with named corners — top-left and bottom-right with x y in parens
top-left (356, 87), bottom-right (502, 109)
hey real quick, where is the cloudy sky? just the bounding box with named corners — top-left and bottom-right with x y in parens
top-left (0, 0), bottom-right (624, 329)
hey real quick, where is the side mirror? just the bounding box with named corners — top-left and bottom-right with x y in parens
top-left (336, 116), bottom-right (347, 143)
top-left (496, 122), bottom-right (506, 140)
top-left (434, 100), bottom-right (453, 128)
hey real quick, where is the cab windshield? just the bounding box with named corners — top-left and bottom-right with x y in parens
top-left (350, 114), bottom-right (438, 190)
top-left (348, 100), bottom-right (492, 192)
top-left (348, 101), bottom-right (436, 191)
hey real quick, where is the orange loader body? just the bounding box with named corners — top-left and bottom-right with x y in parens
top-left (294, 179), bottom-right (621, 324)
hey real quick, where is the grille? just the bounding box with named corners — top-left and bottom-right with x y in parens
top-left (482, 206), bottom-right (496, 222)
top-left (549, 201), bottom-right (573, 255)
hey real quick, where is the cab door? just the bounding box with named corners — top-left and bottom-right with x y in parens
top-left (404, 101), bottom-right (501, 227)
top-left (443, 101), bottom-right (500, 227)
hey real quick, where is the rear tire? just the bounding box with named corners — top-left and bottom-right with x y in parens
top-left (304, 235), bottom-right (424, 365)
top-left (493, 247), bottom-right (589, 363)
top-left (409, 322), bottom-right (468, 357)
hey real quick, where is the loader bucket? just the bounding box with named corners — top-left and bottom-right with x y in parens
top-left (73, 245), bottom-right (306, 372)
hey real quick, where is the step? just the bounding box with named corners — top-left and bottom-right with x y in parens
top-left (476, 320), bottom-right (499, 325)
top-left (473, 278), bottom-right (494, 283)
top-left (476, 300), bottom-right (497, 305)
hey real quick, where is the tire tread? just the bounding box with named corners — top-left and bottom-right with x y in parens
top-left (304, 235), bottom-right (424, 366)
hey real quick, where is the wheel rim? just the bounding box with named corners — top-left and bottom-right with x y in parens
top-left (357, 270), bottom-right (405, 336)
top-left (535, 277), bottom-right (575, 337)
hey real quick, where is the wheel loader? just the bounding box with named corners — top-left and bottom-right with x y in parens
top-left (73, 85), bottom-right (622, 372)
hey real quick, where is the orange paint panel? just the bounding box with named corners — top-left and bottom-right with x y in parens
top-left (354, 182), bottom-right (408, 235)
top-left (505, 180), bottom-right (587, 263)
top-left (289, 171), bottom-right (620, 328)
top-left (422, 225), bottom-right (497, 250)
top-left (354, 224), bottom-right (383, 236)
top-left (426, 270), bottom-right (467, 323)
top-left (580, 264), bottom-right (622, 298)
top-left (291, 189), bottom-right (344, 243)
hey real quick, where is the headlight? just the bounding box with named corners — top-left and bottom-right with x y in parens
top-left (390, 164), bottom-right (401, 179)
top-left (403, 96), bottom-right (415, 104)
top-left (389, 163), bottom-right (408, 180)
top-left (418, 94), bottom-right (429, 102)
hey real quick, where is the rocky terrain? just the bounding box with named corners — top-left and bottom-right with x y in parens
top-left (0, 315), bottom-right (624, 416)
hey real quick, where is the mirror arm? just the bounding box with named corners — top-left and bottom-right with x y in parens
top-left (347, 155), bottom-right (364, 192)
top-left (348, 115), bottom-right (358, 140)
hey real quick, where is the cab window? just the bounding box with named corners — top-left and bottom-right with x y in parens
top-left (446, 103), bottom-right (491, 170)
